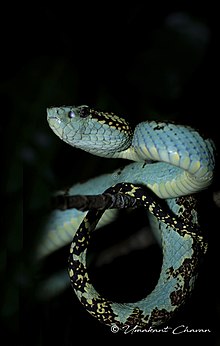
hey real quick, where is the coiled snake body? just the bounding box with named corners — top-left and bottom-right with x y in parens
top-left (43, 105), bottom-right (215, 328)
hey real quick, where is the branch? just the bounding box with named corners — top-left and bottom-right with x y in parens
top-left (51, 192), bottom-right (138, 211)
top-left (51, 188), bottom-right (220, 212)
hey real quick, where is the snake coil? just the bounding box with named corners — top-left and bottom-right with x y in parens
top-left (41, 105), bottom-right (215, 328)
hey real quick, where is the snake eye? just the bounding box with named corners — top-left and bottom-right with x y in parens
top-left (79, 106), bottom-right (90, 118)
top-left (68, 110), bottom-right (76, 119)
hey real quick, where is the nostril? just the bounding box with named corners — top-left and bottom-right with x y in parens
top-left (68, 110), bottom-right (76, 119)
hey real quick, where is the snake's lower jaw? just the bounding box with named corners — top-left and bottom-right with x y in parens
top-left (47, 116), bottom-right (61, 127)
top-left (47, 117), bottom-right (64, 141)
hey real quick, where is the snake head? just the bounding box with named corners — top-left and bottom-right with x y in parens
top-left (47, 105), bottom-right (132, 158)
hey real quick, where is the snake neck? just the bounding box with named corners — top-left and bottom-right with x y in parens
top-left (114, 121), bottom-right (215, 193)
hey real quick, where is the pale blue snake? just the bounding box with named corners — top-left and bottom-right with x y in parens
top-left (39, 105), bottom-right (215, 328)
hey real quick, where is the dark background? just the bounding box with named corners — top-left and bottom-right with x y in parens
top-left (1, 3), bottom-right (220, 345)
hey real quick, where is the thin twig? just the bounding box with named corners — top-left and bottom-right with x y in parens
top-left (51, 192), bottom-right (139, 211)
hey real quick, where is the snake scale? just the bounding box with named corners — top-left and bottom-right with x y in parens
top-left (42, 105), bottom-right (215, 329)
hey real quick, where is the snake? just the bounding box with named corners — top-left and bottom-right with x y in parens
top-left (42, 105), bottom-right (215, 329)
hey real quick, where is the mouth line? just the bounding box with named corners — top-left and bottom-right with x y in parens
top-left (47, 115), bottom-right (60, 121)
